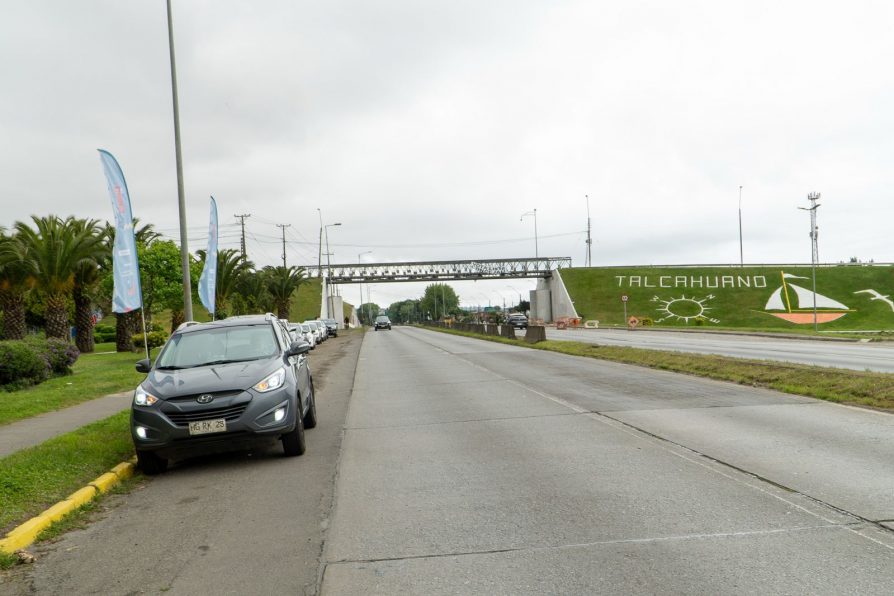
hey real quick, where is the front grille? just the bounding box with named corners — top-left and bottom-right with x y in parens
top-left (165, 403), bottom-right (249, 427)
top-left (166, 390), bottom-right (243, 403)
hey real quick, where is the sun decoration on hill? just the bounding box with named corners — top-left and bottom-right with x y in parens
top-left (651, 294), bottom-right (719, 324)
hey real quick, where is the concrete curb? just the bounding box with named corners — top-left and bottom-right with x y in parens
top-left (0, 458), bottom-right (136, 555)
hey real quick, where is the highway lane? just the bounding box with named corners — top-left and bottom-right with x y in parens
top-left (546, 327), bottom-right (894, 372)
top-left (322, 327), bottom-right (894, 594)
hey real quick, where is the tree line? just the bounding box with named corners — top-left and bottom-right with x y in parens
top-left (0, 215), bottom-right (308, 353)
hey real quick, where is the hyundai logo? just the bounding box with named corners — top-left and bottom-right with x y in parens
top-left (196, 394), bottom-right (214, 404)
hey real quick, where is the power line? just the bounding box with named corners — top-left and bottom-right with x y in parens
top-left (275, 223), bottom-right (291, 267)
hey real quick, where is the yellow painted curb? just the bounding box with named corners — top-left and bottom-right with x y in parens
top-left (0, 460), bottom-right (136, 555)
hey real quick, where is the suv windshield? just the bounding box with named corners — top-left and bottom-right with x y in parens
top-left (375, 316), bottom-right (389, 323)
top-left (156, 325), bottom-right (279, 369)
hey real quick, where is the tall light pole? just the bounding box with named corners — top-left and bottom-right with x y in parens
top-left (520, 209), bottom-right (538, 258)
top-left (166, 0), bottom-right (192, 320)
top-left (585, 195), bottom-right (592, 267)
top-left (316, 208), bottom-right (323, 278)
top-left (798, 192), bottom-right (821, 332)
top-left (738, 185), bottom-right (744, 267)
top-left (505, 284), bottom-right (522, 310)
top-left (357, 250), bottom-right (372, 326)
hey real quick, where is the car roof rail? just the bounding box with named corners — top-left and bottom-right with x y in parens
top-left (176, 321), bottom-right (201, 331)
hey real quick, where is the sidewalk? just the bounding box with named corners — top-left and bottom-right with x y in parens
top-left (0, 392), bottom-right (132, 459)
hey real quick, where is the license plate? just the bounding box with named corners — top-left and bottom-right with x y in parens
top-left (188, 418), bottom-right (227, 435)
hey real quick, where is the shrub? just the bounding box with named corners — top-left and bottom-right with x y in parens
top-left (23, 336), bottom-right (80, 376)
top-left (0, 341), bottom-right (49, 390)
top-left (133, 331), bottom-right (167, 349)
top-left (43, 338), bottom-right (80, 374)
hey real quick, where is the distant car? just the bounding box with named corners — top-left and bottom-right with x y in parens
top-left (374, 315), bottom-right (392, 331)
top-left (322, 318), bottom-right (339, 337)
top-left (289, 323), bottom-right (315, 349)
top-left (304, 320), bottom-right (324, 343)
top-left (507, 314), bottom-right (528, 329)
top-left (130, 314), bottom-right (317, 474)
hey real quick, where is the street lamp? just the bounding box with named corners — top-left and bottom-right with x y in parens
top-left (798, 192), bottom-right (821, 332)
top-left (505, 284), bottom-right (522, 310)
top-left (358, 250), bottom-right (372, 326)
top-left (520, 209), bottom-right (538, 258)
top-left (738, 185), bottom-right (744, 267)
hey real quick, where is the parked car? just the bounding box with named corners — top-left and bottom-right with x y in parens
top-left (130, 313), bottom-right (317, 474)
top-left (322, 318), bottom-right (339, 337)
top-left (508, 314), bottom-right (529, 329)
top-left (374, 315), bottom-right (392, 330)
top-left (304, 320), bottom-right (324, 343)
top-left (289, 322), bottom-right (315, 349)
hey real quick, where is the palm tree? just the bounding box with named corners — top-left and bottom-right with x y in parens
top-left (0, 230), bottom-right (34, 340)
top-left (16, 216), bottom-right (106, 339)
top-left (233, 269), bottom-right (269, 315)
top-left (263, 266), bottom-right (306, 320)
top-left (70, 219), bottom-right (107, 352)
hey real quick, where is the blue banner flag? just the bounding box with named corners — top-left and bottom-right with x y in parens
top-left (98, 149), bottom-right (143, 313)
top-left (198, 196), bottom-right (218, 316)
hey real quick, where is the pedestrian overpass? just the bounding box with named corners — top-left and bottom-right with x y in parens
top-left (306, 257), bottom-right (575, 324)
top-left (303, 257), bottom-right (572, 284)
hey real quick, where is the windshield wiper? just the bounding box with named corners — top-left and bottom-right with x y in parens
top-left (197, 358), bottom-right (256, 367)
top-left (156, 365), bottom-right (189, 371)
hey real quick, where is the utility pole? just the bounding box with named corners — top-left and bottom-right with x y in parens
top-left (738, 186), bottom-right (744, 267)
top-left (166, 0), bottom-right (192, 321)
top-left (585, 195), bottom-right (592, 267)
top-left (276, 223), bottom-right (291, 268)
top-left (799, 192), bottom-right (821, 332)
top-left (234, 213), bottom-right (251, 261)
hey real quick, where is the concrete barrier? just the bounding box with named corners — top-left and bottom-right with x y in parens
top-left (501, 325), bottom-right (516, 339)
top-left (525, 325), bottom-right (547, 343)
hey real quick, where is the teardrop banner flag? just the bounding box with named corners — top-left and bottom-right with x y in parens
top-left (97, 149), bottom-right (143, 314)
top-left (198, 196), bottom-right (218, 317)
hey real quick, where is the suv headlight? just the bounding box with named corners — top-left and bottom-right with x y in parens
top-left (134, 386), bottom-right (159, 406)
top-left (254, 368), bottom-right (286, 393)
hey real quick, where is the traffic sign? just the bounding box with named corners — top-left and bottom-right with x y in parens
top-left (621, 295), bottom-right (628, 302)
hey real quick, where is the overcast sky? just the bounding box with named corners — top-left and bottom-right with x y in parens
top-left (3, 1), bottom-right (894, 307)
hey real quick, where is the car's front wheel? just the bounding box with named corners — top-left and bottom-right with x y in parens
top-left (136, 449), bottom-right (168, 475)
top-left (281, 409), bottom-right (306, 456)
top-left (303, 380), bottom-right (318, 429)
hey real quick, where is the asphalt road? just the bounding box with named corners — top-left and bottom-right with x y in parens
top-left (546, 327), bottom-right (894, 372)
top-left (6, 326), bottom-right (894, 594)
top-left (321, 327), bottom-right (894, 594)
top-left (3, 332), bottom-right (363, 596)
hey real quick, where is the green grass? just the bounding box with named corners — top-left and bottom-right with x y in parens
top-left (0, 411), bottom-right (134, 535)
top-left (561, 265), bottom-right (894, 332)
top-left (426, 326), bottom-right (894, 412)
top-left (0, 348), bottom-right (158, 427)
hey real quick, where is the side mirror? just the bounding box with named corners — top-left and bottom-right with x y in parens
top-left (135, 358), bottom-right (152, 373)
top-left (286, 341), bottom-right (311, 357)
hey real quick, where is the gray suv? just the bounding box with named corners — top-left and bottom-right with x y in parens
top-left (131, 314), bottom-right (317, 474)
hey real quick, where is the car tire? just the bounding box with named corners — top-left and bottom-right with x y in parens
top-left (136, 449), bottom-right (168, 475)
top-left (281, 409), bottom-right (306, 456)
top-left (303, 380), bottom-right (318, 429)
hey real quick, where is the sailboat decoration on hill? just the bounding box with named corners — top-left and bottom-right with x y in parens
top-left (764, 272), bottom-right (850, 324)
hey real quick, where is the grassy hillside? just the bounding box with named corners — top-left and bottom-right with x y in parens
top-left (289, 277), bottom-right (323, 322)
top-left (561, 265), bottom-right (894, 331)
